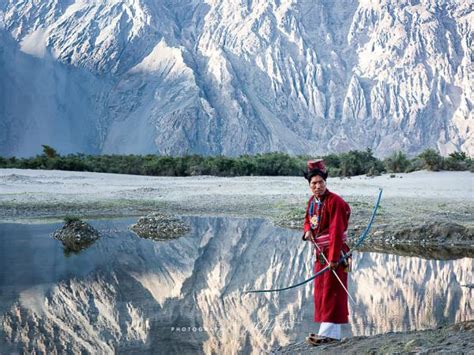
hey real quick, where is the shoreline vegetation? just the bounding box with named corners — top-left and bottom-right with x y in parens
top-left (1, 146), bottom-right (472, 177)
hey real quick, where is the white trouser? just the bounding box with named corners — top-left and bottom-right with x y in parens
top-left (318, 322), bottom-right (341, 340)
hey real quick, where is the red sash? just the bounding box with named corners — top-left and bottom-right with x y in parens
top-left (313, 231), bottom-right (348, 249)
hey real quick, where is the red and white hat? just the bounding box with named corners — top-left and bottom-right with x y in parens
top-left (304, 159), bottom-right (328, 181)
top-left (307, 159), bottom-right (326, 172)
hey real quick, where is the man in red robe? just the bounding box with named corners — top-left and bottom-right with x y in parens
top-left (302, 159), bottom-right (351, 345)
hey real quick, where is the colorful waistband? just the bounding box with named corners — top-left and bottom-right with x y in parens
top-left (313, 231), bottom-right (348, 248)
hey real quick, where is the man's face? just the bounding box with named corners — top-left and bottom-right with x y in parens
top-left (309, 175), bottom-right (326, 198)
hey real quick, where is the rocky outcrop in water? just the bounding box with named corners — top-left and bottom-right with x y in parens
top-left (359, 243), bottom-right (474, 260)
top-left (52, 218), bottom-right (100, 252)
top-left (371, 221), bottom-right (473, 245)
top-left (356, 222), bottom-right (474, 258)
top-left (276, 206), bottom-right (474, 256)
top-left (130, 213), bottom-right (190, 241)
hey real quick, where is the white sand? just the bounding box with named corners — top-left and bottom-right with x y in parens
top-left (0, 168), bottom-right (472, 199)
top-left (0, 169), bottom-right (472, 221)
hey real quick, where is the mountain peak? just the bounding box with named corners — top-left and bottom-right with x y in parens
top-left (1, 0), bottom-right (472, 157)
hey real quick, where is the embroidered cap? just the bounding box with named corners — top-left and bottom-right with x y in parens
top-left (304, 159), bottom-right (328, 181)
top-left (307, 159), bottom-right (326, 172)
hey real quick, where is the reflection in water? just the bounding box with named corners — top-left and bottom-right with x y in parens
top-left (0, 218), bottom-right (472, 354)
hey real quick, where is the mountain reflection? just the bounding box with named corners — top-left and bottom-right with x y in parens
top-left (0, 217), bottom-right (472, 354)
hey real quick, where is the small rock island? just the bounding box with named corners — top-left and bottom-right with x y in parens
top-left (130, 212), bottom-right (190, 241)
top-left (52, 217), bottom-right (100, 252)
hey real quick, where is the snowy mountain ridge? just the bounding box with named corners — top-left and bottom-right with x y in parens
top-left (0, 0), bottom-right (472, 157)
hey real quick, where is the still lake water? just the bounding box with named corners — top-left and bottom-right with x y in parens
top-left (0, 217), bottom-right (472, 354)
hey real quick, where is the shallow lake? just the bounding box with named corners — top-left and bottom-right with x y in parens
top-left (0, 217), bottom-right (472, 354)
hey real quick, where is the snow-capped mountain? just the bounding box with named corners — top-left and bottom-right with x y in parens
top-left (0, 0), bottom-right (472, 157)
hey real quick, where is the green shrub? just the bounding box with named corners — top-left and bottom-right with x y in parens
top-left (449, 152), bottom-right (467, 161)
top-left (1, 147), bottom-right (471, 176)
top-left (64, 215), bottom-right (81, 223)
top-left (42, 145), bottom-right (59, 158)
top-left (338, 149), bottom-right (383, 177)
top-left (418, 149), bottom-right (444, 171)
top-left (384, 151), bottom-right (411, 173)
top-left (444, 152), bottom-right (472, 171)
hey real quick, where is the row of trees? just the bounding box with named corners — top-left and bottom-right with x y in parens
top-left (0, 145), bottom-right (471, 177)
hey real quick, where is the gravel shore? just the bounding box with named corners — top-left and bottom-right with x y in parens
top-left (1, 169), bottom-right (472, 252)
top-left (274, 320), bottom-right (474, 354)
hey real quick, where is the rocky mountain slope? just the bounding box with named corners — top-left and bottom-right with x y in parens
top-left (0, 0), bottom-right (472, 157)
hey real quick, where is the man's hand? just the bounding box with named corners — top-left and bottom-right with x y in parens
top-left (329, 261), bottom-right (338, 270)
top-left (303, 230), bottom-right (312, 241)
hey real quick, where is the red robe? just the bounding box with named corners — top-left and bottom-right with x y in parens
top-left (303, 189), bottom-right (351, 324)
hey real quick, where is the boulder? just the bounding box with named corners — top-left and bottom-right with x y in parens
top-left (52, 218), bottom-right (100, 252)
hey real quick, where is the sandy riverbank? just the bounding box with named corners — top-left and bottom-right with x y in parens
top-left (1, 169), bottom-right (472, 248)
top-left (0, 168), bottom-right (472, 216)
